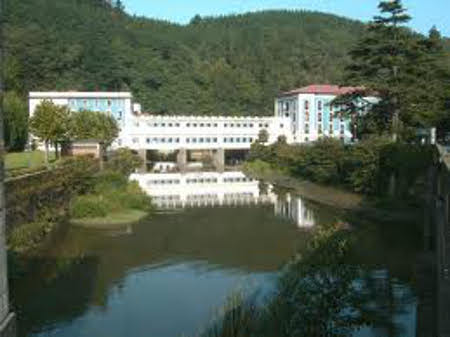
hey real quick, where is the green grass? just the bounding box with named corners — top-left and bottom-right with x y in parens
top-left (5, 151), bottom-right (56, 171)
top-left (70, 209), bottom-right (148, 229)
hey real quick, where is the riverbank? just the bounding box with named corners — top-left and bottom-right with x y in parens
top-left (69, 170), bottom-right (153, 228)
top-left (243, 160), bottom-right (423, 224)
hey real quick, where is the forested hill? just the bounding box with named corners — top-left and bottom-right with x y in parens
top-left (5, 0), bottom-right (365, 115)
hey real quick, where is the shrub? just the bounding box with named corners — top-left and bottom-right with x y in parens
top-left (107, 148), bottom-right (143, 176)
top-left (70, 195), bottom-right (112, 218)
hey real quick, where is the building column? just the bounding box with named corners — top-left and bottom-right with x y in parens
top-left (177, 148), bottom-right (187, 172)
top-left (137, 149), bottom-right (147, 172)
top-left (213, 148), bottom-right (225, 172)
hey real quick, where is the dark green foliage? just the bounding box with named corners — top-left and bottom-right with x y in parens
top-left (107, 148), bottom-right (143, 176)
top-left (248, 136), bottom-right (435, 197)
top-left (342, 0), bottom-right (450, 137)
top-left (4, 0), bottom-right (366, 116)
top-left (3, 91), bottom-right (28, 151)
top-left (70, 168), bottom-right (152, 220)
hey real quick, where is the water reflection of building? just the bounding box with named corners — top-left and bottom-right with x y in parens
top-left (130, 171), bottom-right (276, 208)
top-left (274, 192), bottom-right (315, 228)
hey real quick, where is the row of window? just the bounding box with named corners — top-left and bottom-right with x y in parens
top-left (143, 122), bottom-right (270, 128)
top-left (147, 177), bottom-right (254, 185)
top-left (223, 177), bottom-right (254, 183)
top-left (135, 137), bottom-right (257, 144)
top-left (223, 137), bottom-right (254, 143)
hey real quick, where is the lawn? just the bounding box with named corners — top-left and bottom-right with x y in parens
top-left (5, 151), bottom-right (56, 171)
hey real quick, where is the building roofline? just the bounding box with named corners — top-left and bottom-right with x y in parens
top-left (29, 92), bottom-right (133, 99)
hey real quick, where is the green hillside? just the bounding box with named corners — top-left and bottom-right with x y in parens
top-left (4, 0), bottom-right (366, 116)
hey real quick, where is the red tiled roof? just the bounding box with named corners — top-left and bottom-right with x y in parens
top-left (279, 84), bottom-right (363, 97)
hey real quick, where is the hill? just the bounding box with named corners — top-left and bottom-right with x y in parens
top-left (4, 0), bottom-right (368, 116)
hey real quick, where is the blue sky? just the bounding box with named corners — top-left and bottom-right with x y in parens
top-left (122, 0), bottom-right (450, 37)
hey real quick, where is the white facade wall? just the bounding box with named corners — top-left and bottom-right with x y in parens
top-left (29, 89), bottom-right (376, 152)
top-left (118, 115), bottom-right (291, 151)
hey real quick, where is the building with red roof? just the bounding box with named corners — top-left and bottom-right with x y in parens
top-left (275, 84), bottom-right (377, 143)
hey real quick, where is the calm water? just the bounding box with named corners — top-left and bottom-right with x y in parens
top-left (10, 171), bottom-right (433, 337)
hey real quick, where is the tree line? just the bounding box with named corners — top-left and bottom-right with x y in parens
top-left (3, 0), bottom-right (449, 151)
top-left (3, 0), bottom-right (372, 151)
top-left (29, 101), bottom-right (118, 166)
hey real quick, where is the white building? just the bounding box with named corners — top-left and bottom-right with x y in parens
top-left (29, 85), bottom-right (375, 165)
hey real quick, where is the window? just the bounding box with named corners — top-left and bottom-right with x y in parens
top-left (193, 123), bottom-right (197, 127)
top-left (243, 123), bottom-right (247, 127)
top-left (280, 124), bottom-right (284, 128)
top-left (118, 111), bottom-right (122, 120)
top-left (132, 137), bottom-right (139, 144)
top-left (152, 137), bottom-right (157, 142)
top-left (199, 138), bottom-right (204, 143)
top-left (175, 123), bottom-right (180, 127)
top-left (206, 123), bottom-right (211, 127)
top-left (161, 138), bottom-right (166, 143)
top-left (186, 123), bottom-right (190, 127)
top-left (107, 100), bottom-right (111, 107)
top-left (192, 138), bottom-right (197, 143)
top-left (214, 123), bottom-right (218, 127)
top-left (146, 138), bottom-right (151, 144)
top-left (265, 123), bottom-right (269, 128)
top-left (236, 138), bottom-right (241, 143)
top-left (213, 138), bottom-right (218, 143)
top-left (168, 138), bottom-right (173, 143)
top-left (340, 124), bottom-right (345, 134)
top-left (259, 123), bottom-right (263, 128)
top-left (305, 137), bottom-right (309, 142)
top-left (186, 138), bottom-right (190, 143)
top-left (249, 137), bottom-right (253, 142)
top-left (304, 124), bottom-right (310, 134)
top-left (284, 101), bottom-right (289, 111)
top-left (230, 123), bottom-right (234, 127)
top-left (223, 138), bottom-right (227, 143)
top-left (318, 125), bottom-right (322, 134)
top-left (318, 101), bottom-right (322, 111)
top-left (161, 123), bottom-right (166, 127)
top-left (236, 123), bottom-right (241, 127)
top-left (329, 112), bottom-right (334, 122)
top-left (249, 123), bottom-right (254, 127)
top-left (200, 123), bottom-right (204, 127)
top-left (175, 138), bottom-right (180, 143)
top-left (206, 138), bottom-right (211, 143)
top-left (318, 112), bottom-right (322, 122)
top-left (224, 123), bottom-right (228, 127)
top-left (304, 100), bottom-right (309, 110)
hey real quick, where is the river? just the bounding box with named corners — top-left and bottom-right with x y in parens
top-left (10, 171), bottom-right (435, 337)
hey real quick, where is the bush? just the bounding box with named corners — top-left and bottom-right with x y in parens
top-left (107, 148), bottom-right (143, 176)
top-left (70, 195), bottom-right (112, 218)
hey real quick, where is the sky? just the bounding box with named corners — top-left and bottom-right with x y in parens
top-left (122, 0), bottom-right (450, 37)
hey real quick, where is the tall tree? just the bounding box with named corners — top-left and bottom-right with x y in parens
top-left (69, 110), bottom-right (119, 169)
top-left (343, 0), bottom-right (446, 140)
top-left (29, 100), bottom-right (70, 165)
top-left (3, 91), bottom-right (27, 151)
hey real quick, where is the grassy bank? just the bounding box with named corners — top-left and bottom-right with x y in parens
top-left (5, 150), bottom-right (56, 171)
top-left (69, 170), bottom-right (153, 228)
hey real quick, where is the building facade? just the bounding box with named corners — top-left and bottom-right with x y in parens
top-left (28, 85), bottom-right (375, 153)
top-left (275, 84), bottom-right (376, 143)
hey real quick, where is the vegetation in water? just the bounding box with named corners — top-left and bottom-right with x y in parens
top-left (70, 149), bottom-right (152, 227)
top-left (198, 225), bottom-right (370, 337)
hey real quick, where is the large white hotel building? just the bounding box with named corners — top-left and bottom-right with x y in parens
top-left (29, 84), bottom-right (375, 166)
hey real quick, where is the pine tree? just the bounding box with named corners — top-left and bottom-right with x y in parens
top-left (343, 0), bottom-right (446, 140)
